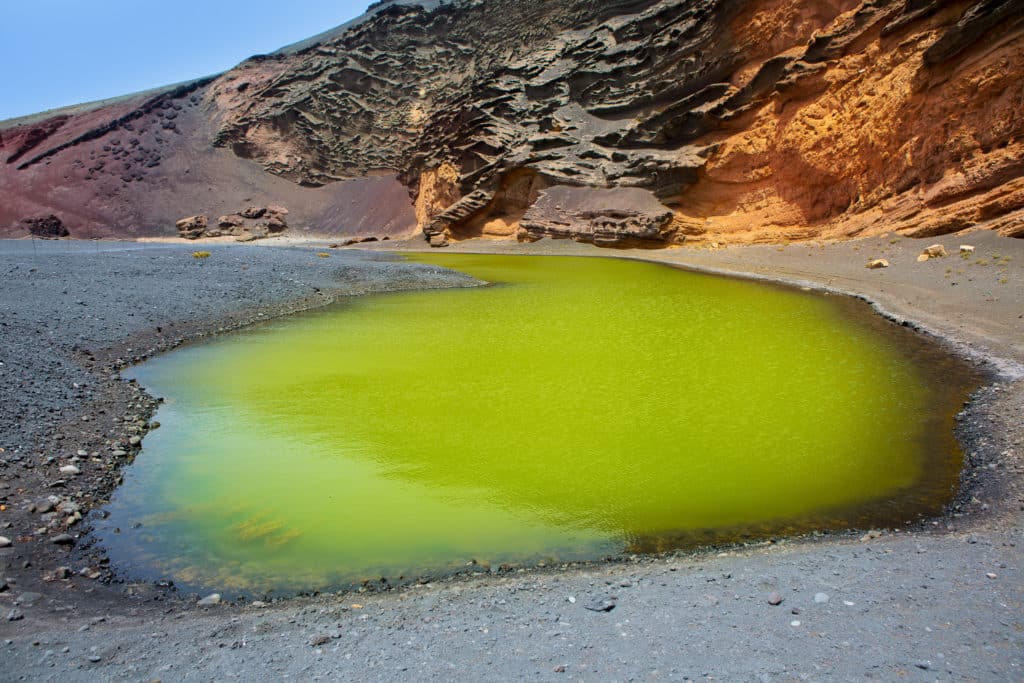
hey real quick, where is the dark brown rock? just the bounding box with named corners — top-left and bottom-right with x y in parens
top-left (175, 215), bottom-right (208, 239)
top-left (217, 214), bottom-right (245, 228)
top-left (23, 215), bottom-right (69, 239)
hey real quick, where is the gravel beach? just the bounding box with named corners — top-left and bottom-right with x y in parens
top-left (0, 235), bottom-right (1021, 681)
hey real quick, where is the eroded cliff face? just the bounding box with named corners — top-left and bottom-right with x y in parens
top-left (1, 0), bottom-right (1022, 244)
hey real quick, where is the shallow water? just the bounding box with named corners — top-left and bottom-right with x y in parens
top-left (96, 254), bottom-right (980, 596)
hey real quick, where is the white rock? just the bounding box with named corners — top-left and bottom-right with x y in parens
top-left (814, 592), bottom-right (830, 604)
top-left (959, 245), bottom-right (975, 255)
top-left (197, 593), bottom-right (222, 607)
top-left (0, 537), bottom-right (11, 548)
top-left (59, 465), bottom-right (81, 476)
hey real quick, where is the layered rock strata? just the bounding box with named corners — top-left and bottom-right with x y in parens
top-left (1, 0), bottom-right (1021, 246)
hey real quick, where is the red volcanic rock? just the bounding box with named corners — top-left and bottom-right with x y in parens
top-left (0, 0), bottom-right (1020, 246)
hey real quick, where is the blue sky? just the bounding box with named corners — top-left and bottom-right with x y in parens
top-left (0, 0), bottom-right (369, 121)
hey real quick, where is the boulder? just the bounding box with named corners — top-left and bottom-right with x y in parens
top-left (240, 206), bottom-right (266, 219)
top-left (866, 259), bottom-right (890, 269)
top-left (197, 593), bottom-right (222, 607)
top-left (959, 245), bottom-right (976, 255)
top-left (340, 236), bottom-right (379, 246)
top-left (218, 214), bottom-right (245, 228)
top-left (266, 215), bottom-right (288, 233)
top-left (236, 226), bottom-right (269, 243)
top-left (428, 233), bottom-right (450, 248)
top-left (921, 244), bottom-right (949, 259)
top-left (23, 215), bottom-right (70, 239)
top-left (266, 204), bottom-right (289, 216)
top-left (520, 186), bottom-right (675, 247)
top-left (175, 215), bottom-right (208, 239)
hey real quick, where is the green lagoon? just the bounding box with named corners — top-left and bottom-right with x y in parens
top-left (96, 254), bottom-right (979, 595)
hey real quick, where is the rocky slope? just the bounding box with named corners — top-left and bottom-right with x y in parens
top-left (1, 0), bottom-right (1022, 245)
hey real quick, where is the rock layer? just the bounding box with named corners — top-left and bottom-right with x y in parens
top-left (1, 0), bottom-right (1022, 245)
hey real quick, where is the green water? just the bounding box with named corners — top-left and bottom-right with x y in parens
top-left (97, 254), bottom-right (978, 596)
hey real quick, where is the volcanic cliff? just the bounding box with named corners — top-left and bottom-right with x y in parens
top-left (1, 0), bottom-right (1022, 246)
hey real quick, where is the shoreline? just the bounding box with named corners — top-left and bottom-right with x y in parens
top-left (1, 235), bottom-right (1021, 680)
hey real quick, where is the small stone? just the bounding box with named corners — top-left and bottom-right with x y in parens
top-left (959, 245), bottom-right (976, 255)
top-left (814, 592), bottom-right (830, 604)
top-left (251, 601), bottom-right (267, 608)
top-left (112, 450), bottom-right (127, 457)
top-left (59, 465), bottom-right (80, 476)
top-left (76, 450), bottom-right (88, 457)
top-left (129, 436), bottom-right (142, 447)
top-left (7, 609), bottom-right (24, 622)
top-left (88, 655), bottom-right (102, 663)
top-left (916, 254), bottom-right (931, 263)
top-left (0, 537), bottom-right (10, 548)
top-left (197, 593), bottom-right (222, 607)
top-left (790, 620), bottom-right (801, 627)
top-left (553, 665), bottom-right (567, 673)
top-left (699, 595), bottom-right (719, 608)
top-left (584, 597), bottom-right (617, 613)
top-left (44, 567), bottom-right (71, 581)
top-left (51, 534), bottom-right (75, 546)
top-left (16, 592), bottom-right (42, 606)
top-left (986, 572), bottom-right (998, 580)
top-left (768, 592), bottom-right (784, 606)
top-left (922, 244), bottom-right (948, 259)
top-left (310, 635), bottom-right (331, 647)
top-left (866, 259), bottom-right (889, 269)
top-left (915, 661), bottom-right (931, 671)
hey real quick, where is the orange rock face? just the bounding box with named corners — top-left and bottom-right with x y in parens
top-left (680, 0), bottom-right (1024, 243)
